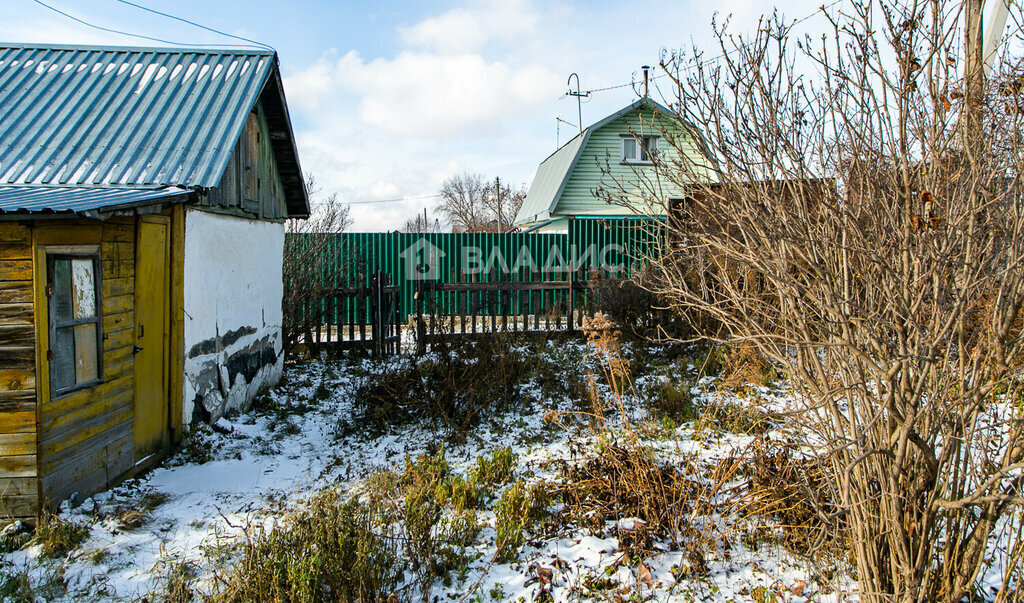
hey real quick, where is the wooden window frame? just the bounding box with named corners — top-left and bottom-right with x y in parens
top-left (47, 251), bottom-right (104, 398)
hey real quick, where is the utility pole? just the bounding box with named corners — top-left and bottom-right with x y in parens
top-left (963, 0), bottom-right (985, 153)
top-left (494, 176), bottom-right (502, 233)
top-left (423, 207), bottom-right (428, 232)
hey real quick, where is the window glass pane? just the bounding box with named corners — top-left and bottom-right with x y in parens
top-left (71, 258), bottom-right (96, 319)
top-left (643, 137), bottom-right (657, 161)
top-left (622, 138), bottom-right (637, 161)
top-left (53, 325), bottom-right (76, 391)
top-left (52, 258), bottom-right (73, 322)
top-left (73, 323), bottom-right (98, 384)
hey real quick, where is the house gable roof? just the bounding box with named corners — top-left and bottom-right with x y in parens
top-left (514, 98), bottom-right (677, 226)
top-left (514, 130), bottom-right (589, 226)
top-left (0, 43), bottom-right (308, 217)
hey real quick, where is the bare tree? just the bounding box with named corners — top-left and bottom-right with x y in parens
top-left (609, 2), bottom-right (1024, 601)
top-left (483, 176), bottom-right (527, 233)
top-left (401, 210), bottom-right (442, 233)
top-left (436, 173), bottom-right (488, 232)
top-left (282, 174), bottom-right (352, 353)
top-left (434, 173), bottom-right (526, 232)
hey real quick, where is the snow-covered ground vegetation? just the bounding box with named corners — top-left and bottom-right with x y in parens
top-left (0, 323), bottom-right (1017, 601)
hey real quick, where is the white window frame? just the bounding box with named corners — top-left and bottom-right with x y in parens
top-left (620, 135), bottom-right (659, 164)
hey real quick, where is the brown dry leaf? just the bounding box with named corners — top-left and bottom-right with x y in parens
top-left (791, 580), bottom-right (806, 596)
top-left (637, 562), bottom-right (654, 588)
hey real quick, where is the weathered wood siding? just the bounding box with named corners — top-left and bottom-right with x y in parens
top-left (555, 107), bottom-right (702, 217)
top-left (200, 99), bottom-right (288, 220)
top-left (0, 222), bottom-right (39, 517)
top-left (35, 218), bottom-right (137, 508)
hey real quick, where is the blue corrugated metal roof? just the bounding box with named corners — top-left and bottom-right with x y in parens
top-left (0, 186), bottom-right (190, 214)
top-left (0, 44), bottom-right (274, 189)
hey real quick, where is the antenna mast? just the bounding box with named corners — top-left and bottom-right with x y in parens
top-left (566, 73), bottom-right (590, 133)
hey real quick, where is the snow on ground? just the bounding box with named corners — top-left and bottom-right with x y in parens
top-left (0, 339), bottom-right (855, 601)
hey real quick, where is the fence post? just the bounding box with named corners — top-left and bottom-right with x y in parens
top-left (415, 287), bottom-right (426, 355)
top-left (567, 258), bottom-right (575, 334)
top-left (371, 271), bottom-right (381, 357)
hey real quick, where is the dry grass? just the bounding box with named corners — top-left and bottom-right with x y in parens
top-left (214, 490), bottom-right (404, 603)
top-left (34, 511), bottom-right (89, 559)
top-left (735, 437), bottom-right (846, 559)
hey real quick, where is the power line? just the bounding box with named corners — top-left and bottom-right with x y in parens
top-left (344, 194), bottom-right (441, 206)
top-left (578, 0), bottom-right (845, 98)
top-left (30, 0), bottom-right (269, 48)
top-left (114, 0), bottom-right (274, 51)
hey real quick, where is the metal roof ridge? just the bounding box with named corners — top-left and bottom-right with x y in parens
top-left (0, 183), bottom-right (188, 190)
top-left (0, 42), bottom-right (274, 56)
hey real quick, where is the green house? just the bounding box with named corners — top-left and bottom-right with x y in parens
top-left (514, 98), bottom-right (703, 233)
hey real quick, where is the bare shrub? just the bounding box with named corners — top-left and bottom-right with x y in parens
top-left (282, 174), bottom-right (352, 355)
top-left (588, 267), bottom-right (686, 340)
top-left (619, 1), bottom-right (1024, 599)
top-left (353, 336), bottom-right (524, 439)
top-left (546, 315), bottom-right (741, 572)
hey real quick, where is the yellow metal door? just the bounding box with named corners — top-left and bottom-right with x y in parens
top-left (133, 216), bottom-right (170, 461)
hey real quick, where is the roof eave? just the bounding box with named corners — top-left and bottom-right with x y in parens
top-left (260, 62), bottom-right (309, 218)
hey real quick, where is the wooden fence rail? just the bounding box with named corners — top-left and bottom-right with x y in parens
top-left (303, 271), bottom-right (401, 356)
top-left (413, 279), bottom-right (596, 354)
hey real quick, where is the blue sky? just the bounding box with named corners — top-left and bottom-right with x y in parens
top-left (3, 0), bottom-right (845, 229)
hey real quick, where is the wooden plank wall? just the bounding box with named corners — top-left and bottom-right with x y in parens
top-left (200, 99), bottom-right (288, 220)
top-left (0, 222), bottom-right (39, 517)
top-left (36, 217), bottom-right (137, 507)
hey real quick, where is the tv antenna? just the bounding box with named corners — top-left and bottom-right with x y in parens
top-left (555, 116), bottom-right (578, 147)
top-left (566, 73), bottom-right (590, 134)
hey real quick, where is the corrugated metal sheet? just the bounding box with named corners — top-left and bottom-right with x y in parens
top-left (514, 131), bottom-right (589, 226)
top-left (0, 186), bottom-right (190, 214)
top-left (515, 99), bottom-right (694, 227)
top-left (298, 218), bottom-right (665, 322)
top-left (0, 44), bottom-right (275, 189)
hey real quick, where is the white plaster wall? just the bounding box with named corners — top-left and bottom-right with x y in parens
top-left (182, 208), bottom-right (284, 424)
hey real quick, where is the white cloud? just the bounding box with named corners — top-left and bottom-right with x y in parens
top-left (281, 0), bottom-right (575, 230)
top-left (352, 52), bottom-right (559, 137)
top-left (398, 0), bottom-right (540, 55)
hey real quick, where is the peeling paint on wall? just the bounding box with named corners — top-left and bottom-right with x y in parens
top-left (182, 208), bottom-right (284, 423)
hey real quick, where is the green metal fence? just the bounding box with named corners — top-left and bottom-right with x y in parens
top-left (294, 216), bottom-right (664, 323)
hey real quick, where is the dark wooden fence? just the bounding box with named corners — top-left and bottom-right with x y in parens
top-left (303, 271), bottom-right (401, 356)
top-left (413, 278), bottom-right (596, 354)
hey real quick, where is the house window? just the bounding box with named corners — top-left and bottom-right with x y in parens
top-left (48, 254), bottom-right (103, 396)
top-left (621, 135), bottom-right (658, 164)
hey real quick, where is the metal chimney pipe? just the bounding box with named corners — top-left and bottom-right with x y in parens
top-left (641, 65), bottom-right (650, 98)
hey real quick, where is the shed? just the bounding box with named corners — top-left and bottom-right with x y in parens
top-left (514, 98), bottom-right (705, 233)
top-left (0, 44), bottom-right (309, 517)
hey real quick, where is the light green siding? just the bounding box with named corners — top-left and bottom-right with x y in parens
top-left (554, 106), bottom-right (700, 217)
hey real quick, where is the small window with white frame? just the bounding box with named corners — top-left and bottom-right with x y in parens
top-left (621, 135), bottom-right (658, 164)
top-left (48, 253), bottom-right (103, 397)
